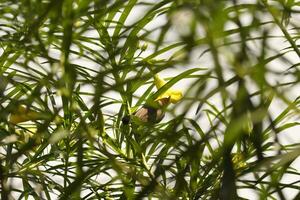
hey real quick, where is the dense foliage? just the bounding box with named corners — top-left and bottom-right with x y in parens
top-left (1, 0), bottom-right (300, 199)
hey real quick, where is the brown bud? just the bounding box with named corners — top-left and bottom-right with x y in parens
top-left (122, 97), bottom-right (170, 124)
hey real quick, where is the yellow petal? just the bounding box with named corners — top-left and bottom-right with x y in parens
top-left (156, 89), bottom-right (183, 104)
top-left (169, 89), bottom-right (183, 103)
top-left (154, 74), bottom-right (183, 104)
top-left (154, 74), bottom-right (166, 89)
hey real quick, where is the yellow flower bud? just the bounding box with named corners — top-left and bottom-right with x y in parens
top-left (232, 153), bottom-right (247, 170)
top-left (9, 105), bottom-right (40, 124)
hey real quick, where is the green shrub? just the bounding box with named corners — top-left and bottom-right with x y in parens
top-left (1, 0), bottom-right (300, 199)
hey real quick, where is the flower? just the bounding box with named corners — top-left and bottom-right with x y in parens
top-left (154, 74), bottom-right (183, 104)
top-left (9, 105), bottom-right (40, 124)
top-left (122, 74), bottom-right (183, 125)
top-left (232, 153), bottom-right (248, 170)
